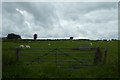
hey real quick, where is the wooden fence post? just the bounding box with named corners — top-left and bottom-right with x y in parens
top-left (103, 47), bottom-right (108, 64)
top-left (16, 47), bottom-right (20, 61)
top-left (54, 48), bottom-right (58, 68)
top-left (94, 47), bottom-right (98, 65)
top-left (94, 47), bottom-right (102, 65)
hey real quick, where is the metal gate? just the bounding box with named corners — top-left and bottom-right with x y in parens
top-left (15, 47), bottom-right (108, 70)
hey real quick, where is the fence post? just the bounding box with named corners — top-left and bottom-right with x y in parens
top-left (54, 48), bottom-right (58, 68)
top-left (16, 47), bottom-right (20, 61)
top-left (103, 47), bottom-right (108, 64)
top-left (94, 47), bottom-right (102, 65)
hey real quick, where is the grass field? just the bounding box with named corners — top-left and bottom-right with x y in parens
top-left (2, 40), bottom-right (119, 78)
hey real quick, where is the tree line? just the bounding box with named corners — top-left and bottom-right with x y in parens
top-left (6, 33), bottom-right (37, 40)
top-left (4, 33), bottom-right (118, 41)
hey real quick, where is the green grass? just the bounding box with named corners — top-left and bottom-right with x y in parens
top-left (0, 40), bottom-right (2, 79)
top-left (2, 40), bottom-right (119, 78)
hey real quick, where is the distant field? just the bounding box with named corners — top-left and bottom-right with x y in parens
top-left (2, 40), bottom-right (119, 78)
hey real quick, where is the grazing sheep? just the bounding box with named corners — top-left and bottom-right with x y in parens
top-left (19, 45), bottom-right (24, 48)
top-left (48, 43), bottom-right (51, 46)
top-left (90, 42), bottom-right (92, 46)
top-left (28, 41), bottom-right (31, 43)
top-left (25, 45), bottom-right (30, 48)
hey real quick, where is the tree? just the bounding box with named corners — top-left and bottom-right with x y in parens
top-left (7, 33), bottom-right (21, 39)
top-left (70, 37), bottom-right (73, 40)
top-left (33, 34), bottom-right (37, 40)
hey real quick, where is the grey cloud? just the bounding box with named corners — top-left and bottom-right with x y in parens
top-left (3, 2), bottom-right (58, 29)
top-left (2, 2), bottom-right (118, 40)
top-left (54, 2), bottom-right (117, 16)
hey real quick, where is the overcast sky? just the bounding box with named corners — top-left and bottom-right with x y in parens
top-left (2, 2), bottom-right (118, 40)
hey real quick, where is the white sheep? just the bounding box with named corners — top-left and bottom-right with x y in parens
top-left (19, 45), bottom-right (25, 48)
top-left (28, 41), bottom-right (31, 43)
top-left (48, 43), bottom-right (51, 46)
top-left (25, 45), bottom-right (30, 48)
top-left (90, 42), bottom-right (92, 46)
